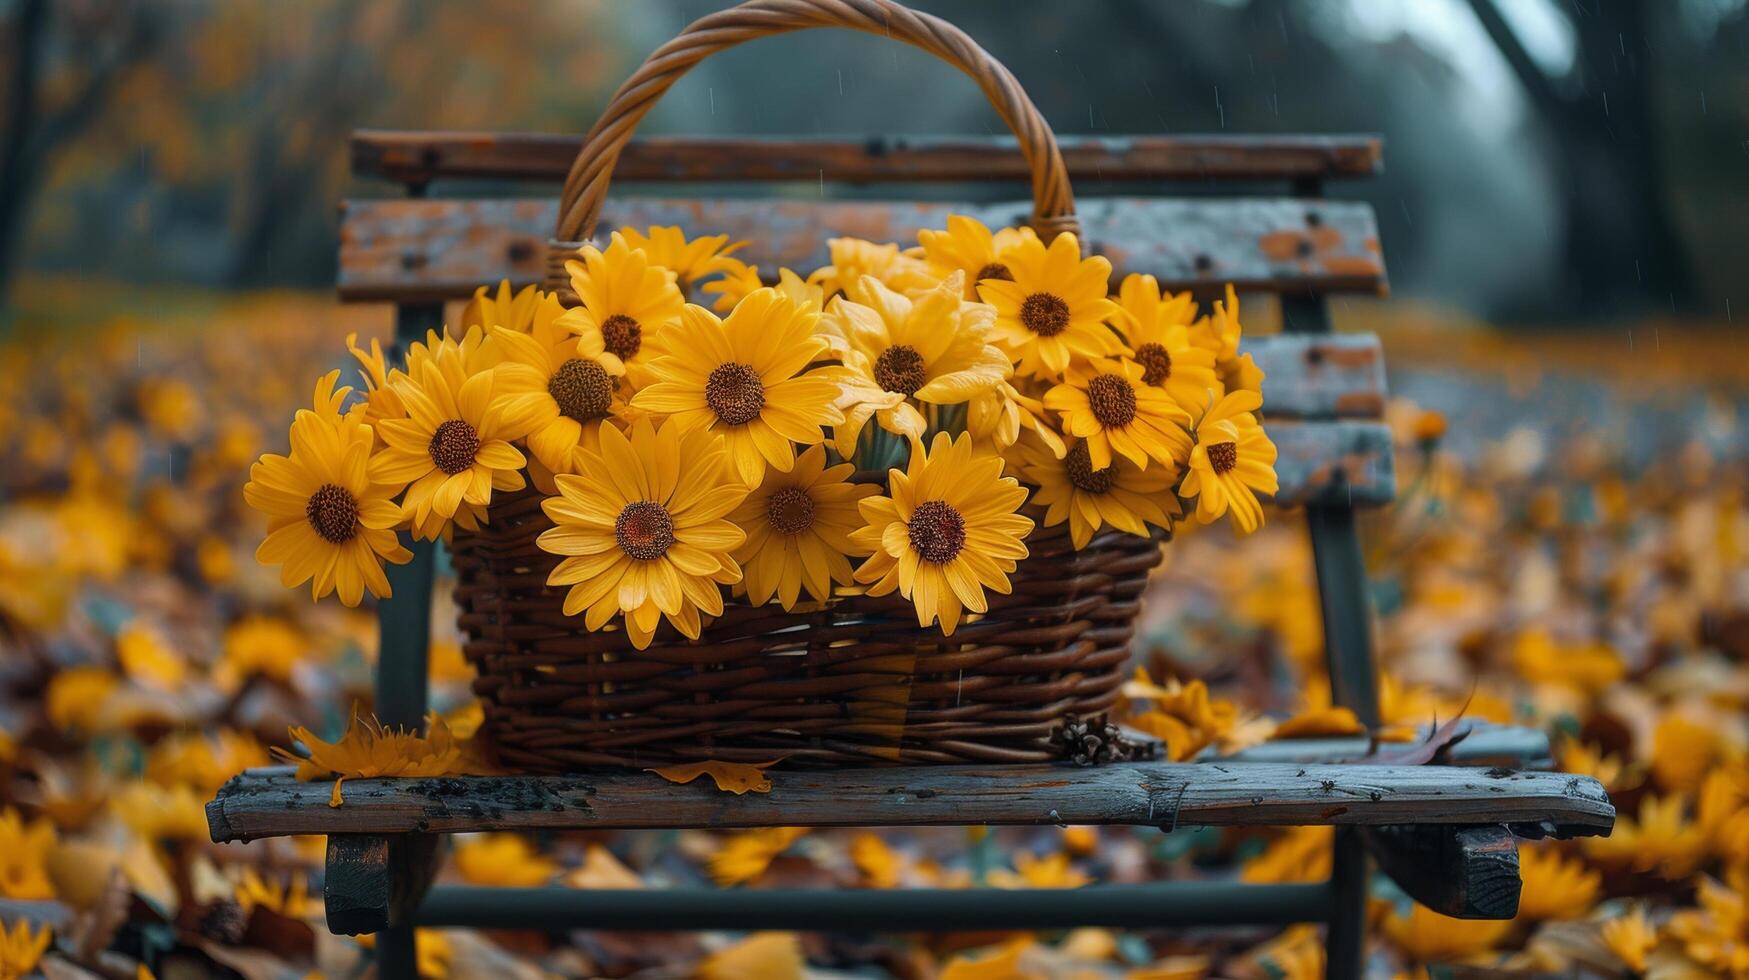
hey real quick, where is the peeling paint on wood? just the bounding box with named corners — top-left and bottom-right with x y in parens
top-left (336, 196), bottom-right (1388, 304)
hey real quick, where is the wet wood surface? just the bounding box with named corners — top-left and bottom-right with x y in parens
top-left (336, 195), bottom-right (1386, 303)
top-left (208, 762), bottom-right (1612, 843)
top-left (1364, 824), bottom-right (1522, 919)
top-left (1269, 420), bottom-right (1395, 507)
top-left (351, 131), bottom-right (1385, 186)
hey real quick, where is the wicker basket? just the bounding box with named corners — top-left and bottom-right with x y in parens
top-left (454, 0), bottom-right (1165, 770)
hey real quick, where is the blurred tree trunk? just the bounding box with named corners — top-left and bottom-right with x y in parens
top-left (1469, 0), bottom-right (1695, 320)
top-left (0, 0), bottom-right (157, 305)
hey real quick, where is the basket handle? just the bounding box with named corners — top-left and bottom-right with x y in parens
top-left (550, 0), bottom-right (1078, 257)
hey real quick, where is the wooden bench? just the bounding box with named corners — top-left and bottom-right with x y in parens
top-left (206, 130), bottom-right (1612, 979)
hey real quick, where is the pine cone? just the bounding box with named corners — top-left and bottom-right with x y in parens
top-left (1053, 714), bottom-right (1158, 766)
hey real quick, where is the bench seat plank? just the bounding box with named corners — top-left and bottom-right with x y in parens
top-left (207, 762), bottom-right (1611, 843)
top-left (1270, 420), bottom-right (1394, 507)
top-left (337, 196), bottom-right (1386, 304)
top-left (351, 131), bottom-right (1385, 186)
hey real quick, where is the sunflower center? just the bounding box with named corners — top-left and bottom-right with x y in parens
top-left (1086, 373), bottom-right (1138, 428)
top-left (305, 484), bottom-right (360, 544)
top-left (766, 486), bottom-right (817, 535)
top-left (614, 500), bottom-right (675, 561)
top-left (975, 262), bottom-right (1013, 283)
top-left (873, 344), bottom-right (927, 397)
top-left (1207, 441), bottom-right (1239, 475)
top-left (704, 362), bottom-right (766, 425)
top-left (1064, 442), bottom-right (1118, 494)
top-left (1134, 342), bottom-right (1173, 386)
top-left (1019, 292), bottom-right (1070, 337)
top-left (428, 419), bottom-right (480, 475)
top-left (908, 499), bottom-right (967, 564)
top-left (548, 357), bottom-right (614, 422)
top-left (600, 314), bottom-right (642, 360)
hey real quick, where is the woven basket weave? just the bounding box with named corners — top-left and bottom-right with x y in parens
top-left (454, 0), bottom-right (1166, 770)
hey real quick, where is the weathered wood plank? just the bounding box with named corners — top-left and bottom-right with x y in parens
top-left (323, 834), bottom-right (440, 936)
top-left (1248, 333), bottom-right (1386, 420)
top-left (206, 762), bottom-right (1612, 843)
top-left (351, 131), bottom-right (1385, 186)
top-left (336, 196), bottom-right (1386, 303)
top-left (1363, 824), bottom-right (1522, 919)
top-left (1270, 420), bottom-right (1395, 508)
top-left (1215, 724), bottom-right (1553, 770)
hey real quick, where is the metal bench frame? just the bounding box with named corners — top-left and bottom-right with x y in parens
top-left (205, 132), bottom-right (1612, 980)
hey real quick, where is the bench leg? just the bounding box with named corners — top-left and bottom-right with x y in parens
top-left (377, 922), bottom-right (418, 980)
top-left (1325, 827), bottom-right (1369, 979)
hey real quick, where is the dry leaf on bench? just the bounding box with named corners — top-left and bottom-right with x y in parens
top-left (647, 760), bottom-right (781, 795)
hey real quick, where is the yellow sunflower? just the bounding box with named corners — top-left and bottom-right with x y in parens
top-left (554, 237), bottom-right (685, 388)
top-left (916, 214), bottom-right (1039, 300)
top-left (632, 288), bottom-right (844, 487)
top-left (489, 289), bottom-right (629, 476)
top-left (1182, 389), bottom-right (1278, 535)
top-left (967, 378), bottom-right (1066, 457)
top-left (368, 336), bottom-right (527, 538)
top-left (807, 236), bottom-right (937, 298)
top-left (1043, 356), bottom-right (1191, 471)
top-left (708, 266), bottom-right (829, 317)
top-left (1014, 434), bottom-right (1179, 549)
top-left (1114, 273), bottom-right (1222, 416)
top-left (244, 409), bottom-right (410, 605)
top-left (538, 418), bottom-right (746, 650)
top-left (459, 279), bottom-right (543, 335)
top-left (613, 226), bottom-right (750, 296)
top-left (729, 444), bottom-right (877, 610)
top-left (344, 332), bottom-right (405, 433)
top-left (1190, 283), bottom-right (1242, 362)
top-left (851, 431), bottom-right (1033, 635)
top-left (827, 273), bottom-right (1010, 456)
top-left (976, 232), bottom-right (1123, 379)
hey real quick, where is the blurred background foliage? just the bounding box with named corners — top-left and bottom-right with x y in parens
top-left (2, 0), bottom-right (1746, 324)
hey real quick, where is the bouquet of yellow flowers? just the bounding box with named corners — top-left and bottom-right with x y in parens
top-left (245, 219), bottom-right (1277, 649)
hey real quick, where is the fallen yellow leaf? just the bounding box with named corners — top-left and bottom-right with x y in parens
top-left (647, 759), bottom-right (780, 795)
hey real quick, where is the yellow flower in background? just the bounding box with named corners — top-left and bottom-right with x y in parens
top-left (459, 279), bottom-right (543, 335)
top-left (453, 833), bottom-right (559, 888)
top-left (1510, 629), bottom-right (1624, 696)
top-left (0, 808), bottom-right (56, 900)
top-left (343, 331), bottom-right (406, 432)
top-left (244, 409), bottom-right (410, 605)
top-left (145, 730), bottom-right (270, 796)
top-left (1182, 389), bottom-right (1278, 535)
top-left (916, 214), bottom-right (1039, 300)
top-left (697, 931), bottom-right (806, 980)
top-left (704, 262), bottom-right (767, 313)
top-left (1014, 434), bottom-right (1178, 549)
top-left (1599, 905), bottom-right (1657, 974)
top-left (1241, 826), bottom-right (1333, 884)
top-left (556, 237), bottom-right (685, 387)
top-left (1045, 355), bottom-right (1191, 471)
top-left (369, 337), bottom-right (527, 536)
top-left (1668, 872), bottom-right (1749, 976)
top-left (1516, 845), bottom-right (1602, 921)
top-left (1190, 283), bottom-right (1243, 363)
top-left (709, 828), bottom-right (805, 887)
top-left (113, 781), bottom-right (209, 843)
top-left (489, 294), bottom-right (630, 475)
top-left (231, 865), bottom-right (311, 918)
top-left (1584, 793), bottom-right (1707, 878)
top-left (115, 623), bottom-right (186, 691)
top-left (807, 236), bottom-right (935, 298)
top-left (851, 432), bottom-right (1033, 636)
top-left (1377, 899), bottom-right (1512, 964)
top-left (1558, 739), bottom-right (1639, 794)
top-left (827, 273), bottom-right (1009, 455)
top-left (1124, 672), bottom-right (1242, 760)
top-left (613, 225), bottom-right (750, 296)
top-left (977, 231), bottom-right (1123, 378)
top-left (217, 614), bottom-right (306, 689)
top-left (633, 289), bottom-right (843, 487)
top-left (539, 418), bottom-right (745, 650)
top-left (966, 379), bottom-right (1065, 457)
top-left (728, 445), bottom-right (876, 610)
top-left (1652, 711), bottom-right (1724, 795)
top-left (988, 851), bottom-right (1090, 889)
top-left (0, 918), bottom-right (51, 979)
top-left (1113, 273), bottom-right (1223, 417)
top-left (1241, 925), bottom-right (1325, 980)
top-left (44, 666), bottom-right (120, 732)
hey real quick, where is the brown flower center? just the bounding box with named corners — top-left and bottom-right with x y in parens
top-left (428, 419), bottom-right (480, 475)
top-left (1064, 442), bottom-right (1117, 494)
top-left (766, 486), bottom-right (816, 535)
top-left (908, 499), bottom-right (967, 564)
top-left (1086, 373), bottom-right (1138, 428)
top-left (1018, 292), bottom-right (1070, 337)
top-left (599, 314), bottom-right (642, 360)
top-left (1206, 441), bottom-right (1238, 475)
top-left (1134, 342), bottom-right (1172, 386)
top-left (614, 500), bottom-right (675, 561)
top-left (305, 483), bottom-right (359, 544)
top-left (704, 362), bottom-right (766, 425)
top-left (873, 344), bottom-right (927, 397)
top-left (975, 262), bottom-right (1013, 283)
top-left (548, 357), bottom-right (614, 422)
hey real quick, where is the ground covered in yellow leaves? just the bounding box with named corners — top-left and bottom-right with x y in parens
top-left (0, 280), bottom-right (1745, 977)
